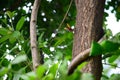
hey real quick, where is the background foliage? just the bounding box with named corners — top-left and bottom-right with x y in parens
top-left (0, 0), bottom-right (120, 80)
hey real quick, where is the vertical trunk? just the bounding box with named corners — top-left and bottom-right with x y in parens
top-left (73, 0), bottom-right (105, 80)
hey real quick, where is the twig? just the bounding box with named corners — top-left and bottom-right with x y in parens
top-left (103, 63), bottom-right (120, 68)
top-left (57, 0), bottom-right (73, 31)
top-left (48, 0), bottom-right (73, 47)
top-left (68, 35), bottom-right (105, 75)
top-left (30, 0), bottom-right (41, 71)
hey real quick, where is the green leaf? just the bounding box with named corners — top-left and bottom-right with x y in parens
top-left (90, 41), bottom-right (103, 56)
top-left (90, 40), bottom-right (120, 56)
top-left (9, 31), bottom-right (21, 43)
top-left (54, 38), bottom-right (65, 47)
top-left (42, 73), bottom-right (54, 80)
top-left (38, 32), bottom-right (47, 48)
top-left (54, 33), bottom-right (72, 47)
top-left (106, 29), bottom-right (113, 37)
top-left (67, 70), bottom-right (81, 80)
top-left (13, 74), bottom-right (21, 80)
top-left (108, 55), bottom-right (119, 63)
top-left (49, 63), bottom-right (58, 77)
top-left (18, 67), bottom-right (26, 73)
top-left (77, 62), bottom-right (88, 70)
top-left (110, 74), bottom-right (120, 80)
top-left (36, 65), bottom-right (46, 79)
top-left (16, 17), bottom-right (25, 31)
top-left (0, 28), bottom-right (11, 35)
top-left (0, 67), bottom-right (9, 76)
top-left (101, 75), bottom-right (109, 80)
top-left (6, 11), bottom-right (15, 19)
top-left (12, 54), bottom-right (27, 64)
top-left (110, 63), bottom-right (117, 68)
top-left (13, 31), bottom-right (21, 39)
top-left (1, 19), bottom-right (7, 26)
top-left (1, 58), bottom-right (10, 67)
top-left (100, 40), bottom-right (120, 52)
top-left (111, 32), bottom-right (120, 43)
top-left (38, 32), bottom-right (44, 42)
top-left (81, 73), bottom-right (95, 80)
top-left (9, 36), bottom-right (16, 44)
top-left (0, 35), bottom-right (10, 43)
top-left (42, 48), bottom-right (52, 54)
top-left (21, 72), bottom-right (36, 80)
top-left (101, 49), bottom-right (120, 59)
top-left (58, 60), bottom-right (68, 79)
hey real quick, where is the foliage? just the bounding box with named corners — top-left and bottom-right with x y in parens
top-left (105, 0), bottom-right (120, 21)
top-left (0, 0), bottom-right (120, 80)
top-left (90, 39), bottom-right (120, 56)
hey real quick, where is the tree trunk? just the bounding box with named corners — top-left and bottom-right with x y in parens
top-left (72, 0), bottom-right (105, 80)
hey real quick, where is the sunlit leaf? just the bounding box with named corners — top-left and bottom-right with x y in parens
top-left (90, 40), bottom-right (120, 56)
top-left (0, 67), bottom-right (9, 76)
top-left (100, 40), bottom-right (120, 52)
top-left (12, 54), bottom-right (27, 64)
top-left (111, 32), bottom-right (120, 43)
top-left (9, 31), bottom-right (21, 43)
top-left (18, 67), bottom-right (26, 73)
top-left (108, 55), bottom-right (119, 63)
top-left (77, 62), bottom-right (88, 70)
top-left (67, 70), bottom-right (81, 80)
top-left (110, 63), bottom-right (117, 68)
top-left (54, 38), bottom-right (65, 47)
top-left (16, 17), bottom-right (25, 31)
top-left (49, 63), bottom-right (58, 77)
top-left (12, 31), bottom-right (21, 39)
top-left (0, 35), bottom-right (10, 43)
top-left (106, 29), bottom-right (113, 37)
top-left (42, 73), bottom-right (54, 80)
top-left (9, 36), bottom-right (16, 44)
top-left (20, 72), bottom-right (36, 80)
top-left (81, 73), bottom-right (95, 80)
top-left (58, 60), bottom-right (68, 79)
top-left (0, 28), bottom-right (11, 35)
top-left (36, 65), bottom-right (46, 79)
top-left (6, 11), bottom-right (15, 19)
top-left (90, 41), bottom-right (103, 56)
top-left (13, 74), bottom-right (21, 80)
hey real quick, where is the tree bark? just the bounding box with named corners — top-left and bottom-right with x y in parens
top-left (30, 0), bottom-right (41, 71)
top-left (72, 0), bottom-right (105, 80)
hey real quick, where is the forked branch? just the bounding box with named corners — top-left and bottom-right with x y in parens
top-left (68, 35), bottom-right (105, 75)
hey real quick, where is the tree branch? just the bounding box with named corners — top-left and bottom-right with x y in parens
top-left (68, 35), bottom-right (105, 75)
top-left (57, 0), bottom-right (73, 31)
top-left (30, 0), bottom-right (41, 71)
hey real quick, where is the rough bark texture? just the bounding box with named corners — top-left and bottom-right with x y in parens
top-left (72, 0), bottom-right (105, 80)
